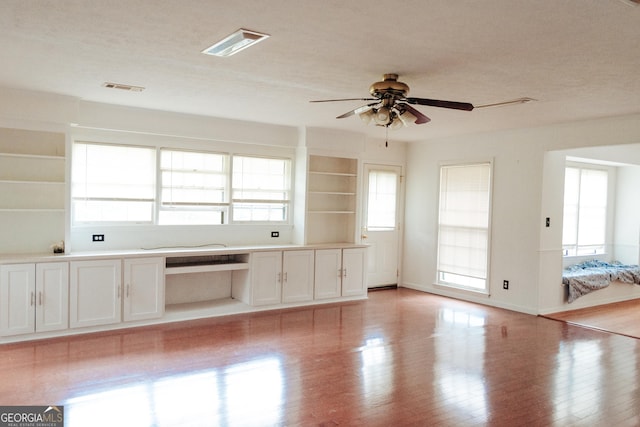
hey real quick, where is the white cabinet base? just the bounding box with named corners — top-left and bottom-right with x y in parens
top-left (70, 260), bottom-right (122, 329)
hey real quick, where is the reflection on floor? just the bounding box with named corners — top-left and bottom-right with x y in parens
top-left (1, 288), bottom-right (640, 426)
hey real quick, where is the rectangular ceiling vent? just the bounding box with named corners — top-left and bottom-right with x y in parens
top-left (102, 82), bottom-right (145, 92)
top-left (202, 28), bottom-right (270, 57)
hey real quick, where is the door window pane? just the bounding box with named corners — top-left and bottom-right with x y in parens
top-left (366, 170), bottom-right (397, 230)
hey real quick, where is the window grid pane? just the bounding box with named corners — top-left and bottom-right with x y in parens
top-left (562, 165), bottom-right (607, 256)
top-left (232, 156), bottom-right (291, 222)
top-left (367, 170), bottom-right (397, 230)
top-left (72, 142), bottom-right (156, 223)
top-left (159, 149), bottom-right (229, 225)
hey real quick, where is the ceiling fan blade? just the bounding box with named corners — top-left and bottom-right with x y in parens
top-left (405, 97), bottom-right (474, 111)
top-left (310, 97), bottom-right (377, 103)
top-left (336, 103), bottom-right (377, 119)
top-left (400, 104), bottom-right (431, 124)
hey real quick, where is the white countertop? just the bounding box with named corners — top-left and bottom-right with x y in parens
top-left (0, 242), bottom-right (368, 264)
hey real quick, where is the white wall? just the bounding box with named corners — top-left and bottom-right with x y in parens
top-left (403, 114), bottom-right (640, 315)
top-left (0, 87), bottom-right (407, 255)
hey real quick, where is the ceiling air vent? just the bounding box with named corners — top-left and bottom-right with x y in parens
top-left (202, 28), bottom-right (270, 57)
top-left (102, 82), bottom-right (145, 92)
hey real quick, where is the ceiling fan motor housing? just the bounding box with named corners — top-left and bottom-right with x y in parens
top-left (369, 74), bottom-right (409, 99)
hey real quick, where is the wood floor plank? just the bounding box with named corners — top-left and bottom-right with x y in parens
top-left (1, 288), bottom-right (640, 426)
top-left (544, 298), bottom-right (640, 338)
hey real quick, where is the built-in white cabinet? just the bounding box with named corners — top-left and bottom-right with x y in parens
top-left (341, 247), bottom-right (367, 296)
top-left (250, 251), bottom-right (283, 306)
top-left (0, 262), bottom-right (68, 336)
top-left (0, 264), bottom-right (36, 336)
top-left (314, 249), bottom-right (342, 299)
top-left (0, 244), bottom-right (366, 343)
top-left (36, 262), bottom-right (69, 332)
top-left (282, 250), bottom-right (314, 303)
top-left (70, 259), bottom-right (122, 329)
top-left (250, 250), bottom-right (316, 306)
top-left (315, 247), bottom-right (367, 299)
top-left (123, 257), bottom-right (164, 322)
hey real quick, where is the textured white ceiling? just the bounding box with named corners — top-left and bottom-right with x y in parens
top-left (1, 0), bottom-right (639, 142)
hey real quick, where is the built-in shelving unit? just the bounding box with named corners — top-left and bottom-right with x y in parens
top-left (164, 253), bottom-right (251, 317)
top-left (0, 127), bottom-right (65, 254)
top-left (306, 155), bottom-right (358, 244)
top-left (165, 253), bottom-right (250, 275)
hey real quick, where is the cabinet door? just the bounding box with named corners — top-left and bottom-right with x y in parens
top-left (341, 248), bottom-right (367, 297)
top-left (282, 250), bottom-right (314, 303)
top-left (0, 264), bottom-right (36, 336)
top-left (123, 257), bottom-right (164, 322)
top-left (70, 259), bottom-right (122, 328)
top-left (314, 249), bottom-right (342, 300)
top-left (35, 262), bottom-right (69, 333)
top-left (251, 251), bottom-right (282, 306)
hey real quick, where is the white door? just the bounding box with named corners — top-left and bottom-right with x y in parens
top-left (362, 164), bottom-right (402, 288)
top-left (70, 259), bottom-right (122, 328)
top-left (314, 249), bottom-right (342, 300)
top-left (123, 257), bottom-right (164, 322)
top-left (341, 248), bottom-right (367, 297)
top-left (0, 264), bottom-right (36, 336)
top-left (36, 262), bottom-right (69, 332)
top-left (251, 251), bottom-right (283, 306)
top-left (282, 250), bottom-right (314, 303)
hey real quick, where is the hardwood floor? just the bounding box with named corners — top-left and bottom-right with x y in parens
top-left (543, 298), bottom-right (640, 339)
top-left (2, 288), bottom-right (640, 426)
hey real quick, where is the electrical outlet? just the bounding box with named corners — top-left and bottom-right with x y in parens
top-left (271, 231), bottom-right (279, 238)
top-left (503, 280), bottom-right (509, 290)
top-left (545, 217), bottom-right (550, 227)
top-left (92, 234), bottom-right (104, 242)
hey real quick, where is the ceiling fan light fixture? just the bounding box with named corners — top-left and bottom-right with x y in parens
top-left (202, 28), bottom-right (270, 57)
top-left (388, 117), bottom-right (404, 130)
top-left (398, 109), bottom-right (417, 127)
top-left (374, 106), bottom-right (391, 125)
top-left (359, 110), bottom-right (374, 124)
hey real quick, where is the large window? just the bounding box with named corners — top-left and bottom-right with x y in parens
top-left (437, 162), bottom-right (492, 292)
top-left (72, 142), bottom-right (156, 224)
top-left (562, 164), bottom-right (608, 257)
top-left (232, 156), bottom-right (290, 222)
top-left (71, 142), bottom-right (291, 225)
top-left (160, 149), bottom-right (229, 225)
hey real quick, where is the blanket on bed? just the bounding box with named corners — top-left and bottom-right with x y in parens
top-left (563, 260), bottom-right (640, 303)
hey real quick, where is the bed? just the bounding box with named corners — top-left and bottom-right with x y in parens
top-left (563, 260), bottom-right (640, 303)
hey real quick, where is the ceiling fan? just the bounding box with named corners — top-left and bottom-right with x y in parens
top-left (310, 73), bottom-right (474, 129)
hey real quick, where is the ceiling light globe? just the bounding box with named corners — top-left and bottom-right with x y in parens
top-left (374, 107), bottom-right (391, 125)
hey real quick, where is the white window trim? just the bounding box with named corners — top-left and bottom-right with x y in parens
top-left (562, 161), bottom-right (614, 259)
top-left (435, 160), bottom-right (494, 295)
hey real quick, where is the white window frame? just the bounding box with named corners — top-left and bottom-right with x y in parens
top-left (158, 148), bottom-right (230, 225)
top-left (562, 162), bottom-right (610, 258)
top-left (71, 142), bottom-right (156, 225)
top-left (436, 161), bottom-right (493, 294)
top-left (230, 155), bottom-right (291, 224)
